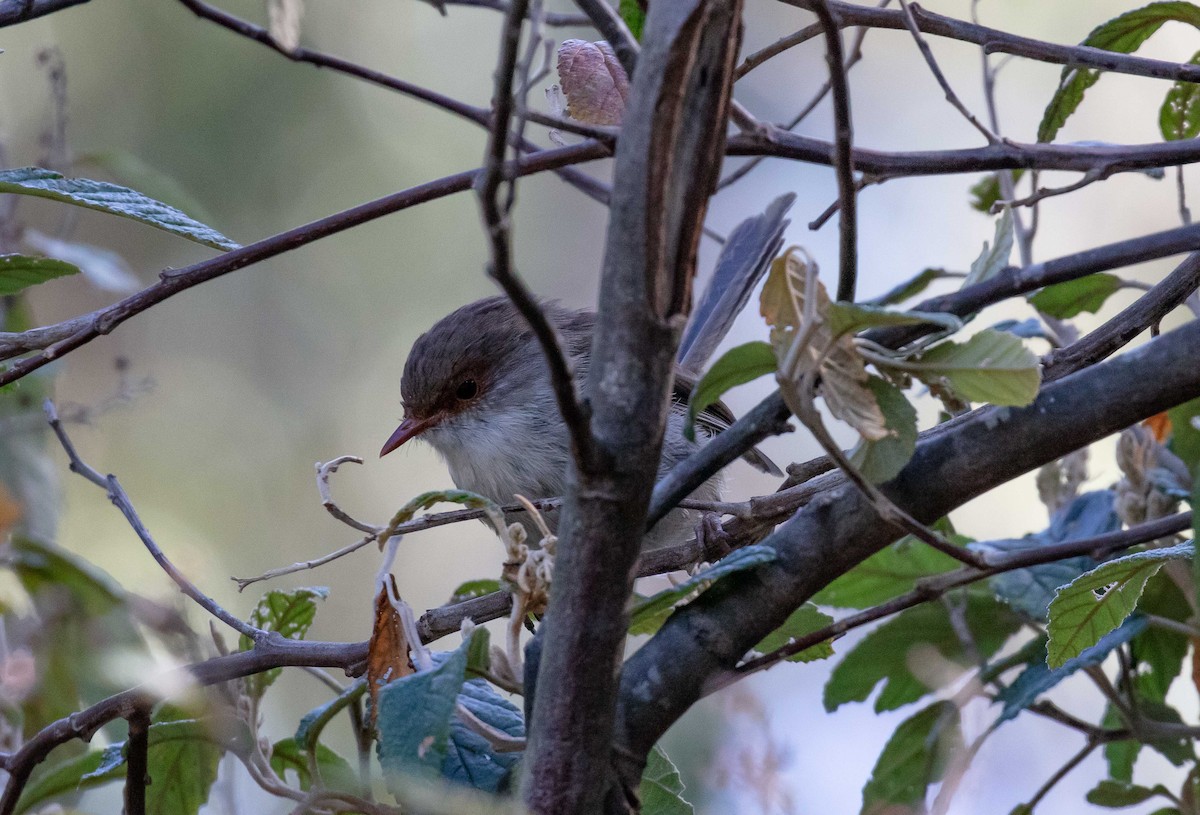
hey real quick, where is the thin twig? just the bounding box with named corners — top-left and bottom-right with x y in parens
top-left (44, 400), bottom-right (262, 640)
top-left (478, 0), bottom-right (596, 469)
top-left (809, 0), bottom-right (858, 301)
top-left (898, 0), bottom-right (996, 143)
top-left (316, 456), bottom-right (380, 534)
top-left (1019, 739), bottom-right (1098, 813)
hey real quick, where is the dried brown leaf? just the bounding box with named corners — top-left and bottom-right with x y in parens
top-left (557, 39), bottom-right (628, 125)
top-left (366, 576), bottom-right (414, 723)
top-left (761, 248), bottom-right (889, 441)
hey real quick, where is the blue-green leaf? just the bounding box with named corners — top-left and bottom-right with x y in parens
top-left (629, 545), bottom-right (777, 634)
top-left (0, 167), bottom-right (238, 250)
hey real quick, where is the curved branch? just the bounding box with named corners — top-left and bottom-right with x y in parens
top-left (0, 140), bottom-right (610, 386)
top-left (612, 317), bottom-right (1200, 790)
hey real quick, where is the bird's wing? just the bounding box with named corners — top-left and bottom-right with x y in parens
top-left (672, 372), bottom-right (783, 477)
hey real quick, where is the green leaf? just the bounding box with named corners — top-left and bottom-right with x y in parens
top-left (814, 529), bottom-right (963, 609)
top-left (1086, 779), bottom-right (1172, 807)
top-left (376, 642), bottom-right (470, 787)
top-left (969, 170), bottom-right (1026, 213)
top-left (1046, 543), bottom-right (1192, 668)
top-left (824, 594), bottom-right (1022, 713)
top-left (270, 738), bottom-right (360, 793)
top-left (466, 626), bottom-right (492, 677)
top-left (826, 302), bottom-right (961, 339)
top-left (1028, 273), bottom-right (1123, 318)
top-left (239, 586), bottom-right (328, 697)
top-left (861, 701), bottom-right (963, 815)
top-left (450, 579), bottom-right (502, 602)
top-left (962, 208), bottom-right (1013, 287)
top-left (640, 745), bottom-right (693, 815)
top-left (1132, 574), bottom-right (1190, 702)
top-left (1161, 51), bottom-right (1200, 140)
top-left (14, 749), bottom-right (122, 815)
top-left (684, 341), bottom-right (776, 441)
top-left (908, 329), bottom-right (1041, 406)
top-left (629, 545), bottom-right (777, 633)
top-left (0, 254), bottom-right (80, 295)
top-left (1038, 2), bottom-right (1200, 143)
top-left (0, 167), bottom-right (238, 250)
top-left (1167, 397), bottom-right (1200, 471)
top-left (848, 375), bottom-right (918, 484)
top-left (1103, 704), bottom-right (1139, 782)
top-left (143, 710), bottom-right (228, 815)
top-left (867, 268), bottom-right (956, 306)
top-left (618, 0), bottom-right (645, 40)
top-left (754, 603), bottom-right (835, 663)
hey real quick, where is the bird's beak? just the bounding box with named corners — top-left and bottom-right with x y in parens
top-left (380, 414), bottom-right (440, 457)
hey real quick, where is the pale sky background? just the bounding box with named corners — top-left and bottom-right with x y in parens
top-left (1, 0), bottom-right (1197, 812)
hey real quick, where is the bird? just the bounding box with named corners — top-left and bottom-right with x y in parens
top-left (380, 194), bottom-right (794, 549)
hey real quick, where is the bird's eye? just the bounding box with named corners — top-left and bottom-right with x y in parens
top-left (455, 379), bottom-right (479, 400)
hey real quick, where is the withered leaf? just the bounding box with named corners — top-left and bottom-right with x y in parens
top-left (761, 247), bottom-right (890, 441)
top-left (367, 576), bottom-right (415, 723)
top-left (557, 39), bottom-right (628, 125)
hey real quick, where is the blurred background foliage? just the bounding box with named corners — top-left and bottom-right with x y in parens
top-left (0, 0), bottom-right (1198, 811)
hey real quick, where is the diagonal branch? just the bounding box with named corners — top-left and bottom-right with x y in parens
top-left (612, 317), bottom-right (1200, 790)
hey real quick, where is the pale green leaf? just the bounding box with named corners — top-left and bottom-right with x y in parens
top-left (848, 376), bottom-right (918, 484)
top-left (962, 208), bottom-right (1013, 288)
top-left (826, 302), bottom-right (962, 338)
top-left (908, 329), bottom-right (1041, 406)
top-left (640, 745), bottom-right (693, 815)
top-left (0, 167), bottom-right (238, 250)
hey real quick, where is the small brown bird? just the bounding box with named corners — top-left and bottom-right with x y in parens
top-left (381, 195), bottom-right (793, 548)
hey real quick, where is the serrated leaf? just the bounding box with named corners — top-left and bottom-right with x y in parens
top-left (814, 530), bottom-right (963, 609)
top-left (962, 208), bottom-right (1013, 287)
top-left (1046, 543), bottom-right (1192, 668)
top-left (753, 602), bottom-right (835, 662)
top-left (629, 545), bottom-right (777, 633)
top-left (1161, 51), bottom-right (1200, 140)
top-left (908, 329), bottom-right (1041, 406)
top-left (1087, 779), bottom-right (1173, 807)
top-left (867, 268), bottom-right (956, 306)
top-left (1029, 273), bottom-right (1123, 318)
top-left (239, 586), bottom-right (328, 697)
top-left (443, 677), bottom-right (525, 793)
top-left (640, 745), bottom-right (693, 815)
top-left (0, 167), bottom-right (237, 250)
top-left (824, 594), bottom-right (1022, 713)
top-left (0, 254), bottom-right (80, 295)
top-left (1038, 2), bottom-right (1200, 143)
top-left (685, 341), bottom-right (776, 441)
top-left (13, 749), bottom-right (121, 815)
top-left (376, 642), bottom-right (470, 787)
top-left (995, 618), bottom-right (1146, 723)
top-left (270, 738), bottom-right (360, 794)
top-left (826, 302), bottom-right (961, 338)
top-left (862, 701), bottom-right (963, 814)
top-left (557, 40), bottom-right (628, 125)
top-left (848, 376), bottom-right (918, 484)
